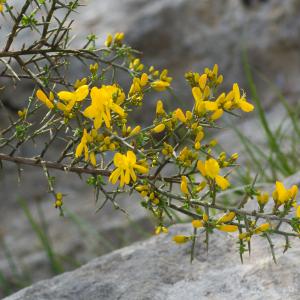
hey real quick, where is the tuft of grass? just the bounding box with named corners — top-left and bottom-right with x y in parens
top-left (17, 198), bottom-right (64, 275)
top-left (242, 49), bottom-right (294, 177)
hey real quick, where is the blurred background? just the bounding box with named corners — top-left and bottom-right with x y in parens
top-left (1, 0), bottom-right (300, 296)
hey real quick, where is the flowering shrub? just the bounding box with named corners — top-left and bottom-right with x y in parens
top-left (0, 0), bottom-right (299, 263)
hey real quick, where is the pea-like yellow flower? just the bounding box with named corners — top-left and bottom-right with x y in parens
top-left (109, 151), bottom-right (149, 187)
top-left (257, 192), bottom-right (269, 206)
top-left (239, 223), bottom-right (271, 241)
top-left (296, 206), bottom-right (300, 218)
top-left (198, 73), bottom-right (207, 90)
top-left (140, 73), bottom-right (149, 87)
top-left (129, 125), bottom-right (141, 137)
top-left (156, 100), bottom-right (165, 115)
top-left (84, 85), bottom-right (125, 129)
top-left (197, 158), bottom-right (230, 190)
top-left (75, 129), bottom-right (90, 161)
top-left (217, 212), bottom-right (236, 224)
top-left (152, 123), bottom-right (165, 133)
top-left (180, 175), bottom-right (189, 195)
top-left (151, 80), bottom-right (170, 92)
top-left (36, 89), bottom-right (54, 109)
top-left (155, 226), bottom-right (168, 235)
top-left (216, 224), bottom-right (238, 232)
top-left (192, 219), bottom-right (204, 228)
top-left (74, 78), bottom-right (87, 89)
top-left (105, 34), bottom-right (113, 47)
top-left (174, 108), bottom-right (187, 123)
top-left (172, 235), bottom-right (190, 244)
top-left (57, 85), bottom-right (89, 112)
top-left (272, 181), bottom-right (298, 206)
top-left (233, 83), bottom-right (254, 112)
top-left (253, 223), bottom-right (270, 234)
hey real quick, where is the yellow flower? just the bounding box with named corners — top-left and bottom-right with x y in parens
top-left (198, 73), bottom-right (207, 90)
top-left (152, 123), bottom-right (165, 133)
top-left (151, 80), bottom-right (170, 91)
top-left (233, 83), bottom-right (254, 112)
top-left (174, 108), bottom-right (187, 123)
top-left (216, 224), bottom-right (238, 232)
top-left (180, 176), bottom-right (189, 195)
top-left (140, 73), bottom-right (149, 87)
top-left (192, 219), bottom-right (204, 228)
top-left (109, 151), bottom-right (149, 187)
top-left (272, 181), bottom-right (296, 206)
top-left (257, 192), bottom-right (269, 206)
top-left (172, 235), bottom-right (190, 244)
top-left (129, 125), bottom-right (141, 137)
top-left (17, 108), bottom-right (28, 119)
top-left (205, 158), bottom-right (220, 178)
top-left (296, 206), bottom-right (300, 218)
top-left (203, 213), bottom-right (209, 222)
top-left (0, 4), bottom-right (3, 13)
top-left (105, 34), bottom-right (113, 47)
top-left (36, 89), bottom-right (54, 109)
top-left (84, 85), bottom-right (125, 129)
top-left (74, 78), bottom-right (87, 89)
top-left (217, 212), bottom-right (236, 224)
top-left (155, 226), bottom-right (168, 235)
top-left (57, 85), bottom-right (89, 112)
top-left (75, 129), bottom-right (90, 161)
top-left (156, 100), bottom-right (165, 115)
top-left (210, 108), bottom-right (224, 120)
top-left (253, 223), bottom-right (270, 234)
top-left (197, 158), bottom-right (230, 190)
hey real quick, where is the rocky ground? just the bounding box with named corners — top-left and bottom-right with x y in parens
top-left (4, 223), bottom-right (300, 300)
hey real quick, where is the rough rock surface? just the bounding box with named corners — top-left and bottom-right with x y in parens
top-left (76, 0), bottom-right (300, 111)
top-left (5, 223), bottom-right (300, 300)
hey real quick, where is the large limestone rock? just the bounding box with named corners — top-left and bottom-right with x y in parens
top-left (5, 223), bottom-right (300, 300)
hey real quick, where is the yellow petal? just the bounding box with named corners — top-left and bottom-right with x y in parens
top-left (217, 212), bottom-right (235, 224)
top-left (153, 124), bottom-right (165, 133)
top-left (210, 108), bottom-right (224, 120)
top-left (192, 87), bottom-right (203, 103)
top-left (233, 83), bottom-right (240, 101)
top-left (239, 101), bottom-right (254, 112)
top-left (217, 225), bottom-right (238, 232)
top-left (205, 158), bottom-right (220, 179)
top-left (90, 152), bottom-right (96, 166)
top-left (205, 101), bottom-right (218, 111)
top-left (192, 219), bottom-right (203, 228)
top-left (75, 85), bottom-right (89, 101)
top-left (296, 206), bottom-right (300, 218)
top-left (198, 74), bottom-right (207, 90)
top-left (172, 235), bottom-right (190, 244)
top-left (180, 176), bottom-right (189, 195)
top-left (215, 175), bottom-right (230, 190)
top-left (197, 160), bottom-right (206, 177)
top-left (57, 91), bottom-right (74, 102)
top-left (254, 223), bottom-right (270, 234)
top-left (175, 108), bottom-right (187, 123)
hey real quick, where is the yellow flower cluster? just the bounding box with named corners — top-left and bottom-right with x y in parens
top-left (197, 158), bottom-right (230, 190)
top-left (135, 184), bottom-right (161, 205)
top-left (109, 151), bottom-right (148, 187)
top-left (272, 181), bottom-right (298, 208)
top-left (84, 85), bottom-right (125, 129)
top-left (239, 223), bottom-right (270, 241)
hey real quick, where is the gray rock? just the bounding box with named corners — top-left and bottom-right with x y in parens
top-left (4, 223), bottom-right (300, 300)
